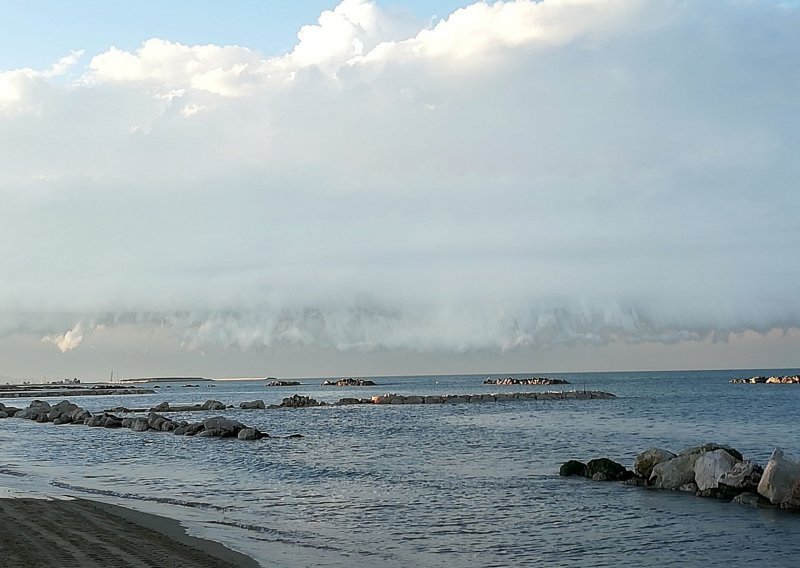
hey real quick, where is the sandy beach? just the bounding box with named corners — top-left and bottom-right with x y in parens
top-left (0, 496), bottom-right (259, 568)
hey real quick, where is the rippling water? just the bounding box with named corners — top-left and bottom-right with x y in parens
top-left (2, 369), bottom-right (800, 567)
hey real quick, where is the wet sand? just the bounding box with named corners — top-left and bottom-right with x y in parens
top-left (0, 497), bottom-right (259, 568)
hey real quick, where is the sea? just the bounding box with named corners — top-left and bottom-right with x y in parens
top-left (2, 368), bottom-right (800, 567)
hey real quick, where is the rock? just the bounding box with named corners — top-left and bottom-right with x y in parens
top-left (620, 477), bottom-right (648, 487)
top-left (129, 417), bottom-right (150, 432)
top-left (732, 492), bottom-right (774, 508)
top-left (757, 448), bottom-right (800, 506)
top-left (266, 380), bottom-right (301, 386)
top-left (201, 400), bottom-right (225, 411)
top-left (202, 416), bottom-right (245, 435)
top-left (651, 453), bottom-right (702, 490)
top-left (694, 449), bottom-right (738, 491)
top-left (237, 428), bottom-right (264, 440)
top-left (47, 401), bottom-right (79, 422)
top-left (151, 401), bottom-right (170, 412)
top-left (197, 428), bottom-right (236, 438)
top-left (678, 482), bottom-right (699, 493)
top-left (103, 416), bottom-right (123, 428)
top-left (239, 400), bottom-right (266, 410)
top-left (322, 378), bottom-right (377, 386)
top-left (279, 395), bottom-right (321, 408)
top-left (719, 460), bottom-right (763, 494)
top-left (679, 443), bottom-right (743, 462)
top-left (559, 460), bottom-right (587, 477)
top-left (147, 412), bottom-right (170, 431)
top-left (0, 411), bottom-right (8, 419)
top-left (634, 448), bottom-right (677, 479)
top-left (585, 458), bottom-right (631, 481)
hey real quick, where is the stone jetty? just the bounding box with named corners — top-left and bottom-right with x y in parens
top-left (275, 390), bottom-right (614, 407)
top-left (560, 443), bottom-right (800, 510)
top-left (731, 374), bottom-right (800, 384)
top-left (0, 400), bottom-right (266, 440)
top-left (484, 377), bottom-right (570, 386)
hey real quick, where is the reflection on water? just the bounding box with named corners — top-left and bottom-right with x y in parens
top-left (2, 369), bottom-right (800, 566)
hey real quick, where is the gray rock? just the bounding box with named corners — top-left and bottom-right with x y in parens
top-left (0, 411), bottom-right (8, 419)
top-left (694, 449), bottom-right (738, 491)
top-left (635, 448), bottom-right (677, 479)
top-left (678, 482), bottom-right (699, 493)
top-left (201, 400), bottom-right (225, 411)
top-left (719, 460), bottom-right (763, 493)
top-left (237, 428), bottom-right (263, 440)
top-left (651, 454), bottom-right (701, 490)
top-left (184, 422), bottom-right (205, 436)
top-left (129, 417), bottom-right (150, 432)
top-left (202, 416), bottom-right (245, 434)
top-left (758, 448), bottom-right (800, 506)
top-left (239, 400), bottom-right (266, 410)
top-left (197, 428), bottom-right (236, 438)
top-left (151, 401), bottom-right (170, 412)
top-left (732, 492), bottom-right (774, 508)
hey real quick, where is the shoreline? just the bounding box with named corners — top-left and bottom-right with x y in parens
top-left (0, 494), bottom-right (259, 568)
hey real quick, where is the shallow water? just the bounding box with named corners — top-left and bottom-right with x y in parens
top-left (2, 369), bottom-right (800, 566)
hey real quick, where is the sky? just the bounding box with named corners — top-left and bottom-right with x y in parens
top-left (1, 0), bottom-right (799, 382)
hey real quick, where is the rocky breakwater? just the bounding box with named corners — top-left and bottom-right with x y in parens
top-left (2, 399), bottom-right (267, 441)
top-left (266, 380), bottom-right (301, 386)
top-left (274, 391), bottom-right (615, 407)
top-left (484, 377), bottom-right (570, 386)
top-left (560, 443), bottom-right (800, 509)
top-left (731, 374), bottom-right (800, 384)
top-left (321, 378), bottom-right (377, 386)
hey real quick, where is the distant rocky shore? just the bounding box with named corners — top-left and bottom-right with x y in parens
top-left (730, 374), bottom-right (800, 384)
top-left (321, 378), bottom-right (377, 386)
top-left (560, 443), bottom-right (800, 509)
top-left (484, 377), bottom-right (570, 386)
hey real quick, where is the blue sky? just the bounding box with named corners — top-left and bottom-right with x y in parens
top-left (0, 0), bottom-right (471, 69)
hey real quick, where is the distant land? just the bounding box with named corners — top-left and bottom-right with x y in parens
top-left (118, 377), bottom-right (212, 384)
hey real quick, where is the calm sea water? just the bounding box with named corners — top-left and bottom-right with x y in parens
top-left (2, 368), bottom-right (800, 567)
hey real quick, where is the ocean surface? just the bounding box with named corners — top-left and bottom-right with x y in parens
top-left (2, 368), bottom-right (800, 567)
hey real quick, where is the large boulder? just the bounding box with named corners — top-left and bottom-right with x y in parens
top-left (150, 401), bottom-right (170, 412)
top-left (237, 428), bottom-right (264, 440)
top-left (757, 448), bottom-right (800, 507)
top-left (559, 460), bottom-right (587, 477)
top-left (634, 448), bottom-right (677, 479)
top-left (585, 458), bottom-right (632, 481)
top-left (201, 400), bottom-right (225, 411)
top-left (719, 461), bottom-right (764, 494)
top-left (202, 416), bottom-right (245, 435)
top-left (651, 454), bottom-right (701, 490)
top-left (239, 400), bottom-right (266, 410)
top-left (694, 449), bottom-right (738, 491)
top-left (129, 417), bottom-right (150, 432)
top-left (47, 400), bottom-right (79, 422)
